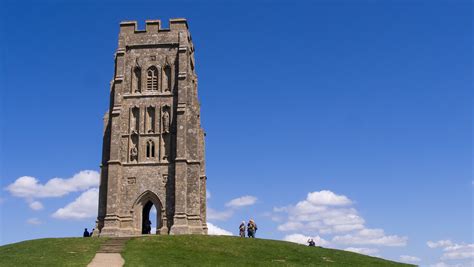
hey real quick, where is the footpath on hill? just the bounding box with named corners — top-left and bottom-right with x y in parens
top-left (88, 237), bottom-right (130, 267)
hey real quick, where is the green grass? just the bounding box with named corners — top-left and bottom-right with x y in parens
top-left (123, 235), bottom-right (413, 266)
top-left (0, 237), bottom-right (105, 267)
top-left (0, 235), bottom-right (414, 266)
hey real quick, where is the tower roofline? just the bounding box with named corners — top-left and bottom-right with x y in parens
top-left (119, 18), bottom-right (189, 35)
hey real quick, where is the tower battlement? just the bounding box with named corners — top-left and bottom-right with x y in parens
top-left (117, 18), bottom-right (194, 53)
top-left (119, 18), bottom-right (189, 35)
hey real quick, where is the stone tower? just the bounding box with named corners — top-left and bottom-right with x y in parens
top-left (96, 18), bottom-right (207, 236)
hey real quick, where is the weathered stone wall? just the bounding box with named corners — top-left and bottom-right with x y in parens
top-left (95, 19), bottom-right (207, 237)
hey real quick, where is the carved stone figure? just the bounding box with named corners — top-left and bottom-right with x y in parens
top-left (132, 58), bottom-right (141, 93)
top-left (162, 57), bottom-right (172, 93)
top-left (130, 144), bottom-right (138, 162)
top-left (96, 19), bottom-right (207, 237)
top-left (162, 109), bottom-right (170, 134)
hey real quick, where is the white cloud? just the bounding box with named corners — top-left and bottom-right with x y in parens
top-left (400, 255), bottom-right (421, 263)
top-left (207, 195), bottom-right (257, 221)
top-left (6, 170), bottom-right (99, 199)
top-left (441, 244), bottom-right (474, 260)
top-left (430, 262), bottom-right (466, 267)
top-left (27, 218), bottom-right (42, 225)
top-left (206, 190), bottom-right (211, 199)
top-left (276, 191), bottom-right (364, 235)
top-left (225, 195), bottom-right (257, 208)
top-left (284, 233), bottom-right (328, 246)
top-left (428, 240), bottom-right (454, 248)
top-left (430, 262), bottom-right (450, 267)
top-left (277, 221), bottom-right (305, 232)
top-left (207, 222), bottom-right (233, 236)
top-left (29, 201), bottom-right (44, 211)
top-left (332, 228), bottom-right (407, 247)
top-left (273, 206), bottom-right (289, 212)
top-left (262, 212), bottom-right (283, 222)
top-left (52, 188), bottom-right (98, 220)
top-left (345, 247), bottom-right (380, 256)
top-left (428, 240), bottom-right (474, 261)
top-left (306, 190), bottom-right (352, 206)
top-left (207, 208), bottom-right (233, 221)
top-left (274, 190), bottom-right (407, 248)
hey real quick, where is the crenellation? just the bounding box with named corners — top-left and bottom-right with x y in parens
top-left (119, 21), bottom-right (138, 34)
top-left (169, 18), bottom-right (189, 30)
top-left (145, 20), bottom-right (161, 32)
top-left (120, 18), bottom-right (190, 36)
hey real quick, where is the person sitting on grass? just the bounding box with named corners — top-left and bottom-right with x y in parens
top-left (83, 228), bottom-right (90, 237)
top-left (308, 239), bottom-right (316, 247)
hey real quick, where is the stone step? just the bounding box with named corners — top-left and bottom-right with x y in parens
top-left (97, 247), bottom-right (125, 252)
top-left (97, 249), bottom-right (124, 253)
top-left (100, 246), bottom-right (125, 249)
top-left (95, 237), bottom-right (132, 254)
top-left (98, 247), bottom-right (124, 250)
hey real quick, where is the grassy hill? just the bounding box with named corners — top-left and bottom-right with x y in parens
top-left (0, 237), bottom-right (104, 266)
top-left (0, 235), bottom-right (413, 266)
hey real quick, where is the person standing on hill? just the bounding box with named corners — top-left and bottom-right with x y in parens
top-left (239, 221), bottom-right (246, 237)
top-left (83, 228), bottom-right (90, 237)
top-left (144, 219), bottom-right (152, 234)
top-left (247, 219), bottom-right (257, 238)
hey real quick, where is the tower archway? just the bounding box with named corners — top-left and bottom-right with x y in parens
top-left (132, 190), bottom-right (167, 235)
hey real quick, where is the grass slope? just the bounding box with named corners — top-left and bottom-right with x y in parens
top-left (123, 235), bottom-right (413, 266)
top-left (0, 238), bottom-right (104, 267)
top-left (0, 236), bottom-right (413, 266)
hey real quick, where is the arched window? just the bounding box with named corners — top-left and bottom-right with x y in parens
top-left (146, 140), bottom-right (155, 158)
top-left (146, 67), bottom-right (158, 91)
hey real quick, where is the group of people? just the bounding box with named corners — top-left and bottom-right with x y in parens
top-left (83, 228), bottom-right (94, 237)
top-left (239, 219), bottom-right (258, 238)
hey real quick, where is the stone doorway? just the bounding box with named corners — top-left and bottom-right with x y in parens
top-left (133, 190), bottom-right (166, 235)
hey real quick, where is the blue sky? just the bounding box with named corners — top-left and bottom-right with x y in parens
top-left (0, 0), bottom-right (472, 266)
